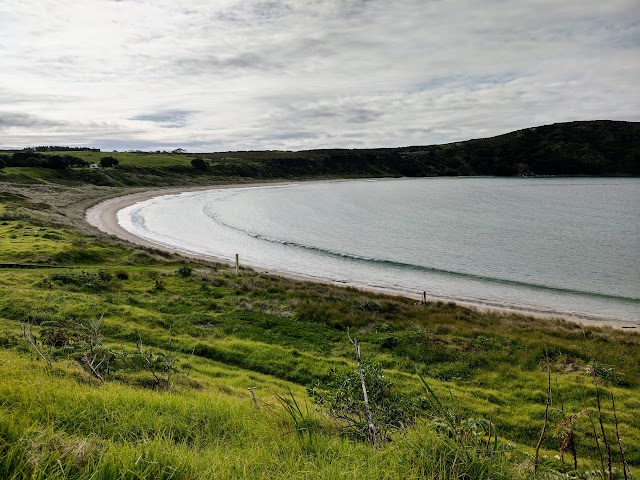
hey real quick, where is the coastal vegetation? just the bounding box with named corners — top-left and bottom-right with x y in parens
top-left (0, 122), bottom-right (639, 478)
top-left (1, 121), bottom-right (639, 187)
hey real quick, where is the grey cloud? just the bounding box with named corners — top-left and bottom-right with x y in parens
top-left (257, 131), bottom-right (319, 141)
top-left (214, 0), bottom-right (373, 26)
top-left (0, 112), bottom-right (66, 129)
top-left (216, 1), bottom-right (292, 24)
top-left (0, 88), bottom-right (79, 105)
top-left (130, 110), bottom-right (196, 128)
top-left (175, 52), bottom-right (280, 74)
top-left (266, 98), bottom-right (386, 127)
top-left (253, 1), bottom-right (291, 20)
top-left (345, 108), bottom-right (381, 124)
top-left (0, 0), bottom-right (638, 151)
top-left (304, 105), bottom-right (382, 124)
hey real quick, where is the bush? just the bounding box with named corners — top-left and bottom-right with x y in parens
top-left (45, 270), bottom-right (114, 291)
top-left (100, 156), bottom-right (119, 168)
top-left (190, 157), bottom-right (207, 171)
top-left (6, 152), bottom-right (86, 169)
top-left (176, 265), bottom-right (193, 277)
top-left (310, 361), bottom-right (416, 443)
top-left (41, 232), bottom-right (63, 241)
top-left (115, 270), bottom-right (129, 280)
top-left (40, 318), bottom-right (77, 348)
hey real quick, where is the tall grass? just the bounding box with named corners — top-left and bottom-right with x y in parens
top-left (0, 349), bottom-right (529, 479)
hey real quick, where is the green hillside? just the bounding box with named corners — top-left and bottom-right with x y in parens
top-left (0, 125), bottom-right (639, 478)
top-left (1, 121), bottom-right (638, 187)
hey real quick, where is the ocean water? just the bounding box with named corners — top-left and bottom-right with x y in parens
top-left (118, 177), bottom-right (640, 324)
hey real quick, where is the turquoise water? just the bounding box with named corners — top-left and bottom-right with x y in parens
top-left (119, 177), bottom-right (640, 324)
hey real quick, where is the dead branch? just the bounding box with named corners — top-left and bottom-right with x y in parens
top-left (610, 386), bottom-right (629, 480)
top-left (592, 367), bottom-right (612, 479)
top-left (87, 314), bottom-right (104, 355)
top-left (588, 410), bottom-right (606, 477)
top-left (534, 350), bottom-right (551, 477)
top-left (82, 354), bottom-right (105, 382)
top-left (248, 387), bottom-right (260, 410)
top-left (347, 328), bottom-right (378, 448)
top-left (21, 323), bottom-right (50, 366)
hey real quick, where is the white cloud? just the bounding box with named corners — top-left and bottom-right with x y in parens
top-left (0, 0), bottom-right (638, 150)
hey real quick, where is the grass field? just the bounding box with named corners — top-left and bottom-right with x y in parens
top-left (0, 173), bottom-right (638, 479)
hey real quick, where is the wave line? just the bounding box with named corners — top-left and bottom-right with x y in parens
top-left (202, 207), bottom-right (639, 304)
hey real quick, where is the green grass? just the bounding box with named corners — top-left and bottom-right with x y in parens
top-left (0, 349), bottom-right (532, 479)
top-left (41, 151), bottom-right (196, 167)
top-left (0, 178), bottom-right (638, 479)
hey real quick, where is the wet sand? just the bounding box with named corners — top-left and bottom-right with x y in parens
top-left (85, 184), bottom-right (637, 331)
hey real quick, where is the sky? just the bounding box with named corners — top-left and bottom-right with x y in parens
top-left (1, 0), bottom-right (638, 152)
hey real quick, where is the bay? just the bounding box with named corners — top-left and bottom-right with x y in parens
top-left (118, 177), bottom-right (640, 324)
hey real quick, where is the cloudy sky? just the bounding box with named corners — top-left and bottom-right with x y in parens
top-left (1, 0), bottom-right (638, 152)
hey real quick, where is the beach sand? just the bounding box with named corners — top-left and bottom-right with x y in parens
top-left (85, 184), bottom-right (637, 331)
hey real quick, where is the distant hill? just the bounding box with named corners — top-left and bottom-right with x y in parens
top-left (401, 120), bottom-right (640, 176)
top-left (229, 120), bottom-right (640, 177)
top-left (196, 120), bottom-right (640, 178)
top-left (1, 121), bottom-right (638, 185)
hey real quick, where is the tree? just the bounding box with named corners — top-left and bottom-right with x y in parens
top-left (310, 359), bottom-right (415, 444)
top-left (191, 157), bottom-right (207, 171)
top-left (65, 155), bottom-right (88, 168)
top-left (100, 156), bottom-right (119, 168)
top-left (43, 155), bottom-right (70, 169)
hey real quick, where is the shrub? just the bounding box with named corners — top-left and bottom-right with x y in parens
top-left (41, 232), bottom-right (63, 241)
top-left (152, 278), bottom-right (165, 291)
top-left (100, 156), bottom-right (119, 168)
top-left (115, 270), bottom-right (129, 280)
top-left (310, 361), bottom-right (416, 443)
top-left (46, 270), bottom-right (114, 291)
top-left (587, 360), bottom-right (626, 386)
top-left (97, 270), bottom-right (113, 282)
top-left (176, 265), bottom-right (193, 277)
top-left (190, 157), bottom-right (207, 171)
top-left (40, 318), bottom-right (78, 348)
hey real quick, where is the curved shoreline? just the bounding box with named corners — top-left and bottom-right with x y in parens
top-left (85, 183), bottom-right (637, 331)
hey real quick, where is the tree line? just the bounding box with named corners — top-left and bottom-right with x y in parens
top-left (0, 152), bottom-right (118, 169)
top-left (26, 146), bottom-right (101, 152)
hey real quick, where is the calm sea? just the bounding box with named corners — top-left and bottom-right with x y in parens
top-left (119, 177), bottom-right (640, 324)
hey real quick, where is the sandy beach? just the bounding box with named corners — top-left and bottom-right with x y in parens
top-left (85, 184), bottom-right (637, 331)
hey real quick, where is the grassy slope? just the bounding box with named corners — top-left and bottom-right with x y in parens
top-left (0, 168), bottom-right (639, 478)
